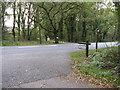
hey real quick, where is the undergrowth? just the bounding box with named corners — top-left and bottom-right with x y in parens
top-left (71, 46), bottom-right (120, 88)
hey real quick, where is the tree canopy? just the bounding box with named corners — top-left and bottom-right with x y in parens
top-left (1, 2), bottom-right (118, 44)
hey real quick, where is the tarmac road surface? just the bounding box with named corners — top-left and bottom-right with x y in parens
top-left (2, 42), bottom-right (118, 88)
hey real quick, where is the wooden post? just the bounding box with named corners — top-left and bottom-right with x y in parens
top-left (96, 33), bottom-right (98, 52)
top-left (96, 29), bottom-right (99, 52)
top-left (78, 41), bottom-right (91, 57)
top-left (86, 40), bottom-right (89, 57)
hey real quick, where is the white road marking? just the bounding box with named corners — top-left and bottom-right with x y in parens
top-left (18, 45), bottom-right (57, 48)
top-left (48, 45), bottom-right (57, 47)
top-left (18, 46), bottom-right (40, 48)
top-left (73, 44), bottom-right (79, 45)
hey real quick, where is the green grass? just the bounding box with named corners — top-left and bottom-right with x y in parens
top-left (2, 40), bottom-right (64, 46)
top-left (71, 46), bottom-right (119, 88)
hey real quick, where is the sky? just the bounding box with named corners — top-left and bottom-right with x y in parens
top-left (5, 8), bottom-right (13, 27)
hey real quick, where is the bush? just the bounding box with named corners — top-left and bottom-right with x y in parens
top-left (71, 47), bottom-right (120, 88)
top-left (89, 47), bottom-right (119, 73)
top-left (2, 40), bottom-right (15, 46)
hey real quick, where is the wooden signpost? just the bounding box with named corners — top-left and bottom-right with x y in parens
top-left (79, 40), bottom-right (91, 57)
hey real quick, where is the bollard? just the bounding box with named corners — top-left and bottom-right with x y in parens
top-left (79, 40), bottom-right (91, 57)
top-left (86, 41), bottom-right (90, 57)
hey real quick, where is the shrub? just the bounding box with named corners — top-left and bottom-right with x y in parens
top-left (89, 47), bottom-right (119, 73)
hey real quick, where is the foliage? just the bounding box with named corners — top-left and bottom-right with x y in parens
top-left (89, 48), bottom-right (119, 71)
top-left (71, 47), bottom-right (120, 88)
top-left (1, 2), bottom-right (118, 45)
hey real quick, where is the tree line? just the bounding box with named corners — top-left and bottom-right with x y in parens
top-left (1, 2), bottom-right (118, 44)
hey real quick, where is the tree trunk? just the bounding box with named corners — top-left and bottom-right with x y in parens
top-left (67, 28), bottom-right (70, 42)
top-left (21, 7), bottom-right (26, 40)
top-left (22, 17), bottom-right (26, 40)
top-left (12, 2), bottom-right (16, 41)
top-left (54, 31), bottom-right (58, 44)
top-left (39, 26), bottom-right (42, 44)
top-left (59, 12), bottom-right (64, 41)
top-left (82, 21), bottom-right (86, 42)
top-left (17, 3), bottom-right (21, 41)
top-left (45, 33), bottom-right (47, 42)
top-left (1, 3), bottom-right (5, 40)
top-left (117, 3), bottom-right (120, 43)
top-left (27, 3), bottom-right (31, 40)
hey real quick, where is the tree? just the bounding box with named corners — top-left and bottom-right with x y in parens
top-left (12, 2), bottom-right (16, 41)
top-left (2, 2), bottom-right (117, 44)
top-left (115, 2), bottom-right (120, 43)
top-left (21, 3), bottom-right (26, 40)
top-left (1, 2), bottom-right (7, 40)
top-left (16, 2), bottom-right (22, 41)
top-left (27, 2), bottom-right (32, 40)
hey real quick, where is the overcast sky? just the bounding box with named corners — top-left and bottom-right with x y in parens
top-left (5, 8), bottom-right (13, 27)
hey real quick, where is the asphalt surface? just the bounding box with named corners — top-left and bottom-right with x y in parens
top-left (2, 42), bottom-right (118, 88)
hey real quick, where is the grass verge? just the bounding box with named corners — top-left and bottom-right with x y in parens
top-left (1, 40), bottom-right (64, 46)
top-left (71, 46), bottom-right (119, 88)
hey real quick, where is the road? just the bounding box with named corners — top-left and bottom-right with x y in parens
top-left (2, 42), bottom-right (118, 88)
